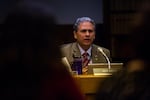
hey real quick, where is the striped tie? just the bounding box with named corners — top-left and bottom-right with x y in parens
top-left (82, 52), bottom-right (89, 74)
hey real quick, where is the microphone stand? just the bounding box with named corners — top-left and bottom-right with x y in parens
top-left (98, 47), bottom-right (111, 72)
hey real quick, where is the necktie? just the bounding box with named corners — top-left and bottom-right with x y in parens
top-left (82, 52), bottom-right (89, 74)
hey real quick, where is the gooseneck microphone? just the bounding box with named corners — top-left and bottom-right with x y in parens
top-left (62, 57), bottom-right (72, 72)
top-left (97, 47), bottom-right (111, 70)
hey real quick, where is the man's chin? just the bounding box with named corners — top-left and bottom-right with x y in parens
top-left (83, 43), bottom-right (92, 47)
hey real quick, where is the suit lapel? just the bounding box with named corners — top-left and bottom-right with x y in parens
top-left (91, 45), bottom-right (100, 63)
top-left (72, 42), bottom-right (81, 58)
top-left (91, 45), bottom-right (106, 63)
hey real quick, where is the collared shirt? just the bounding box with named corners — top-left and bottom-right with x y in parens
top-left (77, 44), bottom-right (92, 63)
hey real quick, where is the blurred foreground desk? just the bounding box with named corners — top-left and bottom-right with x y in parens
top-left (74, 74), bottom-right (112, 100)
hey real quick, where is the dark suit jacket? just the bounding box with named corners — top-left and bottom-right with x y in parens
top-left (60, 42), bottom-right (111, 66)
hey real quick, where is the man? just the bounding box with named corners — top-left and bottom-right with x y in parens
top-left (61, 17), bottom-right (111, 74)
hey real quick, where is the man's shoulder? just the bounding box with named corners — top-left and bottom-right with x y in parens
top-left (92, 44), bottom-right (110, 52)
top-left (60, 42), bottom-right (76, 50)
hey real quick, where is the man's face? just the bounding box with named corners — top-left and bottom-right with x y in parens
top-left (74, 21), bottom-right (95, 50)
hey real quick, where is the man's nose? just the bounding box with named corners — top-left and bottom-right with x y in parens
top-left (85, 31), bottom-right (90, 35)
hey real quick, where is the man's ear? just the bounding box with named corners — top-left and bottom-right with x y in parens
top-left (73, 31), bottom-right (77, 39)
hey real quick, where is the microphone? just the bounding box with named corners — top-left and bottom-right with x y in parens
top-left (97, 47), bottom-right (111, 71)
top-left (62, 57), bottom-right (72, 72)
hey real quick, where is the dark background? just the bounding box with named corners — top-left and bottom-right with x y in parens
top-left (0, 0), bottom-right (103, 24)
top-left (0, 0), bottom-right (107, 47)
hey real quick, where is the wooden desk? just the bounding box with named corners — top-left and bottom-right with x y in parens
top-left (74, 74), bottom-right (112, 100)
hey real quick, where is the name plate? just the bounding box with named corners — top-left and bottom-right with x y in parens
top-left (93, 68), bottom-right (120, 75)
top-left (88, 63), bottom-right (123, 75)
